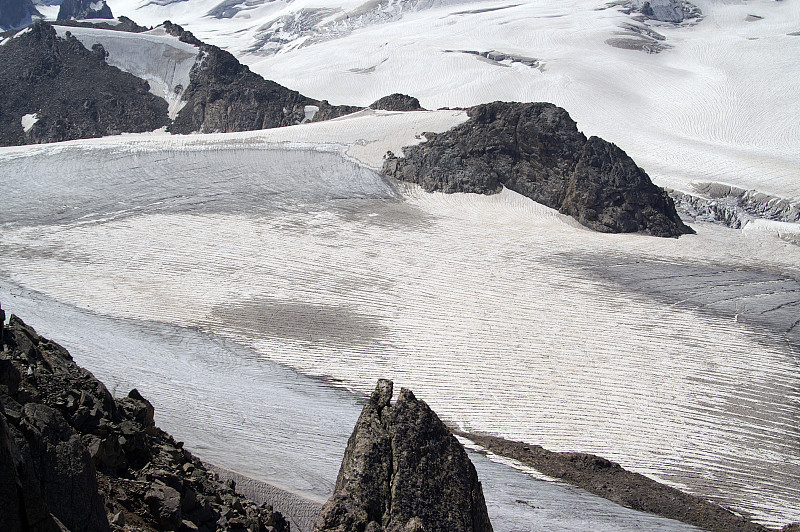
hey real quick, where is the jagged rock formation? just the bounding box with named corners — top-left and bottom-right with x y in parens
top-left (0, 22), bottom-right (169, 146)
top-left (0, 0), bottom-right (41, 30)
top-left (383, 101), bottom-right (694, 237)
top-left (0, 312), bottom-right (289, 532)
top-left (315, 379), bottom-right (493, 532)
top-left (369, 93), bottom-right (425, 112)
top-left (57, 0), bottom-right (113, 21)
top-left (163, 21), bottom-right (360, 134)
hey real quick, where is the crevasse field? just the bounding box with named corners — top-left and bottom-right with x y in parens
top-left (2, 0), bottom-right (800, 529)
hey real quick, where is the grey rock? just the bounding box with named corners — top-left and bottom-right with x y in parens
top-left (383, 101), bottom-right (694, 237)
top-left (56, 0), bottom-right (113, 21)
top-left (163, 21), bottom-right (360, 135)
top-left (369, 94), bottom-right (425, 112)
top-left (315, 379), bottom-right (493, 532)
top-left (0, 22), bottom-right (169, 147)
top-left (0, 0), bottom-right (41, 31)
top-left (1, 311), bottom-right (290, 532)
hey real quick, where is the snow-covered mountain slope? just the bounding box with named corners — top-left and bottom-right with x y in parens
top-left (102, 0), bottom-right (799, 209)
top-left (53, 25), bottom-right (199, 117)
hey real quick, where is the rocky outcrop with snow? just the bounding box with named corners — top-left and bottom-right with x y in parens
top-left (164, 21), bottom-right (359, 134)
top-left (369, 93), bottom-right (425, 112)
top-left (383, 101), bottom-right (694, 237)
top-left (0, 22), bottom-right (169, 146)
top-left (57, 0), bottom-right (113, 22)
top-left (315, 379), bottom-right (493, 532)
top-left (0, 0), bottom-right (41, 30)
top-left (0, 311), bottom-right (289, 532)
top-left (623, 0), bottom-right (701, 23)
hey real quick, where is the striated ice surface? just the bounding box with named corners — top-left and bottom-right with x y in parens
top-left (1, 138), bottom-right (799, 527)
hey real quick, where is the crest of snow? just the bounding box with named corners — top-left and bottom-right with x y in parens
top-left (20, 113), bottom-right (39, 132)
top-left (53, 25), bottom-right (199, 118)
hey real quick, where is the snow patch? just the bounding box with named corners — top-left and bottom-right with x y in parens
top-left (20, 113), bottom-right (39, 133)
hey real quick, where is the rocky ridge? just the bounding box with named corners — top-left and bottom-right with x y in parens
top-left (315, 379), bottom-right (493, 532)
top-left (0, 21), bottom-right (169, 146)
top-left (163, 21), bottom-right (360, 134)
top-left (383, 101), bottom-right (694, 237)
top-left (0, 310), bottom-right (289, 532)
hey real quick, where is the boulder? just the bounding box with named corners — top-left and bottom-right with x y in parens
top-left (315, 379), bottom-right (493, 532)
top-left (383, 101), bottom-right (693, 237)
top-left (369, 94), bottom-right (425, 112)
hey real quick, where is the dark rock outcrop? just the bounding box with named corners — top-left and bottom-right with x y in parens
top-left (0, 0), bottom-right (41, 30)
top-left (457, 431), bottom-right (769, 532)
top-left (369, 93), bottom-right (425, 112)
top-left (0, 22), bottom-right (169, 146)
top-left (383, 101), bottom-right (694, 237)
top-left (621, 0), bottom-right (701, 23)
top-left (53, 16), bottom-right (150, 33)
top-left (57, 0), bottom-right (113, 22)
top-left (0, 312), bottom-right (289, 532)
top-left (315, 379), bottom-right (493, 532)
top-left (163, 20), bottom-right (360, 134)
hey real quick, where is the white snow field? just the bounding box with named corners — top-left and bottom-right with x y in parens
top-left (101, 0), bottom-right (800, 207)
top-left (0, 111), bottom-right (799, 527)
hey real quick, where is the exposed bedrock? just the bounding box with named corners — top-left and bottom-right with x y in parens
top-left (163, 21), bottom-right (360, 134)
top-left (0, 0), bottom-right (40, 30)
top-left (0, 312), bottom-right (289, 532)
top-left (0, 22), bottom-right (169, 146)
top-left (57, 0), bottom-right (113, 22)
top-left (383, 101), bottom-right (694, 237)
top-left (369, 93), bottom-right (425, 112)
top-left (315, 379), bottom-right (493, 532)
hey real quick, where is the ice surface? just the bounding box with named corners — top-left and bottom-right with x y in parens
top-left (1, 132), bottom-right (798, 527)
top-left (0, 280), bottom-right (701, 531)
top-left (53, 25), bottom-right (199, 118)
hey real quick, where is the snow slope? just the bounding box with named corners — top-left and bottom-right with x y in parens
top-left (102, 0), bottom-right (800, 206)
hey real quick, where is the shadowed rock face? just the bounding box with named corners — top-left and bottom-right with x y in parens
top-left (164, 21), bottom-right (360, 134)
top-left (0, 22), bottom-right (169, 146)
top-left (0, 0), bottom-right (40, 30)
top-left (315, 379), bottom-right (493, 532)
top-left (383, 101), bottom-right (694, 237)
top-left (57, 0), bottom-right (113, 22)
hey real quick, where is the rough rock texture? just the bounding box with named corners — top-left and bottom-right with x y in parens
top-left (53, 16), bottom-right (150, 33)
top-left (0, 0), bottom-right (40, 30)
top-left (383, 101), bottom-right (694, 237)
top-left (623, 0), bottom-right (701, 23)
top-left (0, 22), bottom-right (169, 146)
top-left (164, 21), bottom-right (360, 134)
top-left (0, 312), bottom-right (289, 532)
top-left (315, 379), bottom-right (492, 532)
top-left (369, 93), bottom-right (425, 112)
top-left (57, 0), bottom-right (113, 21)
top-left (456, 431), bottom-right (769, 532)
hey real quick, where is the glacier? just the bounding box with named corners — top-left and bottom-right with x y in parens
top-left (0, 117), bottom-right (798, 527)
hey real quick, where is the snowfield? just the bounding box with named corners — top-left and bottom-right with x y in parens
top-left (1, 113), bottom-right (799, 527)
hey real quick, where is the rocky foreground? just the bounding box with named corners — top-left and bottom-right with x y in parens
top-left (0, 310), bottom-right (497, 532)
top-left (383, 101), bottom-right (694, 237)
